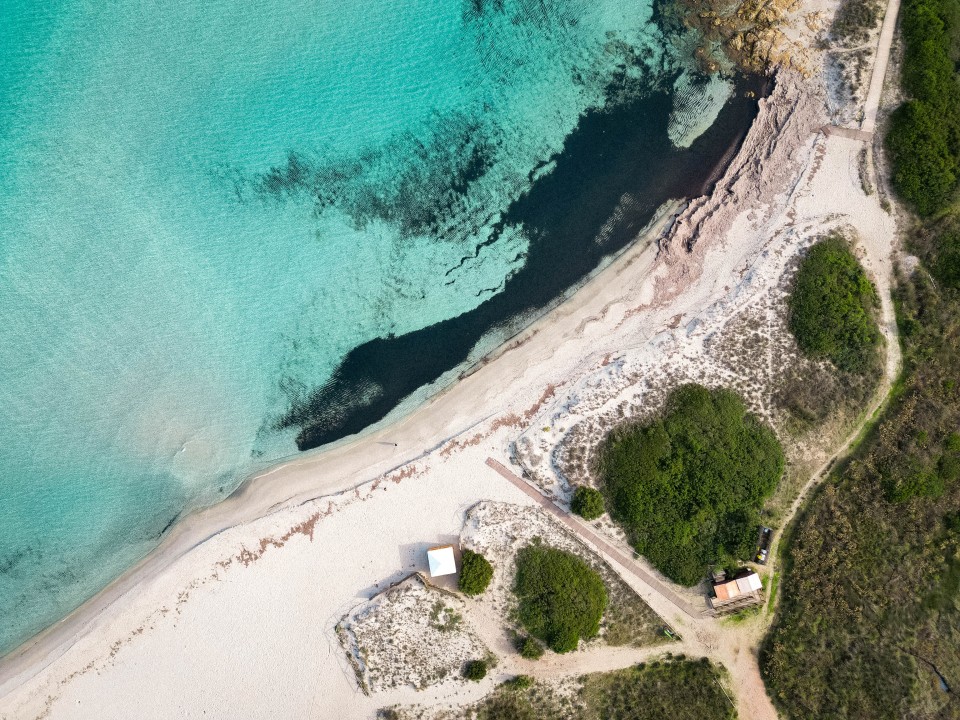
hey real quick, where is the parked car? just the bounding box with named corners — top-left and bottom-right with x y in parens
top-left (755, 526), bottom-right (773, 564)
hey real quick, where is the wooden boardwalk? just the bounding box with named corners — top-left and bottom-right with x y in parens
top-left (484, 457), bottom-right (704, 620)
top-left (821, 125), bottom-right (874, 142)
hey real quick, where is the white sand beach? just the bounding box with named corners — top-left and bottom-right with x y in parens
top-left (0, 5), bottom-right (905, 710)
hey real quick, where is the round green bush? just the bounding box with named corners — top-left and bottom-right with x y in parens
top-left (517, 635), bottom-right (545, 660)
top-left (463, 659), bottom-right (488, 681)
top-left (513, 544), bottom-right (608, 653)
top-left (788, 235), bottom-right (881, 374)
top-left (571, 485), bottom-right (605, 520)
top-left (458, 549), bottom-right (494, 596)
top-left (600, 384), bottom-right (784, 586)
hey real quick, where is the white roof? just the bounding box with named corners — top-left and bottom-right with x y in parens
top-left (736, 573), bottom-right (763, 593)
top-left (427, 545), bottom-right (457, 577)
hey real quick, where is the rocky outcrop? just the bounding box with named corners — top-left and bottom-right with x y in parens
top-left (674, 0), bottom-right (814, 75)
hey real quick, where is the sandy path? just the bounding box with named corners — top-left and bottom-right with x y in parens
top-left (861, 0), bottom-right (902, 132)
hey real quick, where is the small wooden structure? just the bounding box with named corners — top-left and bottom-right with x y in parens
top-left (709, 571), bottom-right (763, 614)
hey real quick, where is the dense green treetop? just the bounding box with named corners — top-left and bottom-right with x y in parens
top-left (459, 549), bottom-right (494, 596)
top-left (600, 384), bottom-right (784, 586)
top-left (887, 101), bottom-right (958, 216)
top-left (788, 235), bottom-right (881, 374)
top-left (463, 659), bottom-right (488, 681)
top-left (885, 0), bottom-right (960, 214)
top-left (571, 485), bottom-right (605, 520)
top-left (513, 543), bottom-right (608, 653)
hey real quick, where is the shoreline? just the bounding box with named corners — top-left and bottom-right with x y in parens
top-left (0, 190), bottom-right (686, 698)
top-left (0, 59), bottom-right (888, 718)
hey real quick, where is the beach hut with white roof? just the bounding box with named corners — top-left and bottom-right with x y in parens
top-left (426, 545), bottom-right (457, 577)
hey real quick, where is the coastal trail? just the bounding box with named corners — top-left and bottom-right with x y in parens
top-left (484, 457), bottom-right (703, 620)
top-left (861, 0), bottom-right (903, 133)
top-left (484, 458), bottom-right (781, 720)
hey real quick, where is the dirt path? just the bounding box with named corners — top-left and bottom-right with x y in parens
top-left (861, 0), bottom-right (902, 132)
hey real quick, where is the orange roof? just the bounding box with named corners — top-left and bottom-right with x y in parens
top-left (715, 579), bottom-right (745, 601)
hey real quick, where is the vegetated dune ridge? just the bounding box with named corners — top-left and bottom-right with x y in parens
top-left (0, 42), bottom-right (900, 720)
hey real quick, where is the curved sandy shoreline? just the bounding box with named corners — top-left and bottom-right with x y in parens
top-left (1, 55), bottom-right (902, 718)
top-left (0, 194), bottom-right (683, 697)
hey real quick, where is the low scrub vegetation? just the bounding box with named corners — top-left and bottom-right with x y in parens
top-left (459, 549), bottom-right (494, 596)
top-left (451, 657), bottom-right (736, 720)
top-left (463, 659), bottom-right (488, 681)
top-left (885, 0), bottom-right (960, 215)
top-left (830, 0), bottom-right (883, 45)
top-left (761, 260), bottom-right (960, 717)
top-left (929, 217), bottom-right (960, 290)
top-left (513, 543), bottom-right (608, 653)
top-left (580, 658), bottom-right (737, 720)
top-left (788, 235), bottom-right (881, 374)
top-left (504, 674), bottom-right (533, 690)
top-left (599, 384), bottom-right (784, 586)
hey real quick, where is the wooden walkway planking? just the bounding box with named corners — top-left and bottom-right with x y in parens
top-left (821, 125), bottom-right (875, 142)
top-left (484, 457), bottom-right (704, 620)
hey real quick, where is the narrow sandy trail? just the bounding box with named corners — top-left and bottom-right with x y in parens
top-left (861, 0), bottom-right (902, 132)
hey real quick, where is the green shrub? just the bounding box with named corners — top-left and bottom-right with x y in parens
top-left (932, 227), bottom-right (960, 288)
top-left (463, 659), bottom-right (488, 681)
top-left (516, 635), bottom-right (545, 660)
top-left (788, 235), bottom-right (881, 373)
top-left (459, 549), bottom-right (494, 596)
top-left (571, 485), bottom-right (605, 520)
top-left (887, 102), bottom-right (958, 216)
top-left (885, 0), bottom-right (960, 215)
top-left (600, 384), bottom-right (784, 586)
top-left (513, 544), bottom-right (608, 653)
top-left (504, 674), bottom-right (534, 690)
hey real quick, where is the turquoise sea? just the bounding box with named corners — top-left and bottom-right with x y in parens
top-left (0, 0), bottom-right (761, 655)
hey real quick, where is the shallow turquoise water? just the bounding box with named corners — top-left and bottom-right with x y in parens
top-left (0, 0), bottom-right (743, 654)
